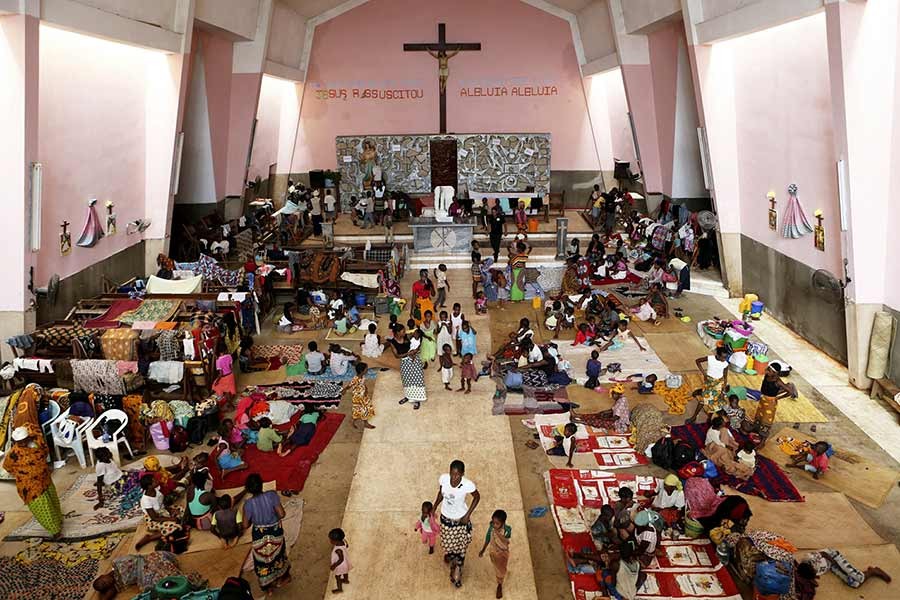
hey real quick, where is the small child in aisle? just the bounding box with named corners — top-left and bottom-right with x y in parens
top-left (329, 527), bottom-right (352, 593)
top-left (439, 344), bottom-right (456, 391)
top-left (459, 353), bottom-right (476, 394)
top-left (414, 501), bottom-right (440, 554)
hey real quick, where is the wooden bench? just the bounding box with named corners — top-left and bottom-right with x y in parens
top-left (870, 377), bottom-right (900, 418)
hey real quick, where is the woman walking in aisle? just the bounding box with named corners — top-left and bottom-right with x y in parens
top-left (434, 459), bottom-right (481, 588)
top-left (388, 325), bottom-right (427, 410)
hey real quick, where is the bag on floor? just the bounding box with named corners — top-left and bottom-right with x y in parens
top-left (218, 576), bottom-right (254, 600)
top-left (169, 424), bottom-right (189, 452)
top-left (672, 441), bottom-right (696, 470)
top-left (754, 560), bottom-right (793, 595)
top-left (186, 416), bottom-right (208, 445)
top-left (150, 420), bottom-right (172, 451)
top-left (666, 374), bottom-right (683, 389)
top-left (651, 436), bottom-right (675, 470)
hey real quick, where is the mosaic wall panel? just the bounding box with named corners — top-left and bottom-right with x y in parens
top-left (335, 135), bottom-right (431, 207)
top-left (335, 132), bottom-right (551, 203)
top-left (457, 134), bottom-right (551, 195)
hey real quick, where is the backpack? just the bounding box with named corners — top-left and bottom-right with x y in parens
top-left (186, 416), bottom-right (208, 445)
top-left (651, 437), bottom-right (676, 470)
top-left (169, 424), bottom-right (189, 453)
top-left (672, 441), bottom-right (696, 470)
top-left (754, 560), bottom-right (793, 595)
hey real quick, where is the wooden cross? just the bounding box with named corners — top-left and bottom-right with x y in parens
top-left (404, 23), bottom-right (481, 134)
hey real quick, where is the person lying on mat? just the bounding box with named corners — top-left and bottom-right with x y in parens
top-left (92, 551), bottom-right (204, 600)
top-left (277, 408), bottom-right (322, 456)
top-left (795, 549), bottom-right (892, 599)
top-left (216, 441), bottom-right (248, 477)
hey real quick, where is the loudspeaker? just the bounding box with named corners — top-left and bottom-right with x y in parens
top-left (309, 170), bottom-right (326, 190)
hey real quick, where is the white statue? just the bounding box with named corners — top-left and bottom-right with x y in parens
top-left (433, 185), bottom-right (455, 222)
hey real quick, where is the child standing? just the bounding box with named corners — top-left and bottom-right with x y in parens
top-left (436, 311), bottom-right (454, 357)
top-left (458, 320), bottom-right (478, 359)
top-left (479, 509), bottom-right (512, 599)
top-left (414, 501), bottom-right (440, 554)
top-left (515, 201), bottom-right (528, 235)
top-left (471, 241), bottom-right (483, 299)
top-left (724, 394), bottom-right (746, 431)
top-left (212, 340), bottom-right (237, 409)
top-left (434, 264), bottom-right (450, 308)
top-left (459, 353), bottom-right (476, 394)
top-left (440, 344), bottom-right (455, 391)
top-left (475, 291), bottom-right (488, 314)
top-left (450, 303), bottom-right (465, 355)
top-left (329, 528), bottom-right (351, 594)
top-left (345, 362), bottom-right (375, 430)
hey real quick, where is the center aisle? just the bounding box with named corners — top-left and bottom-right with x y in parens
top-left (324, 271), bottom-right (539, 599)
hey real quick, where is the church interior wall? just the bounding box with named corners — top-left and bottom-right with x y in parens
top-left (292, 0), bottom-right (599, 175)
top-left (36, 24), bottom-right (159, 283)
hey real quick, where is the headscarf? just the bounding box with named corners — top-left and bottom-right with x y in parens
top-left (3, 423), bottom-right (51, 504)
top-left (634, 509), bottom-right (664, 529)
top-left (663, 473), bottom-right (683, 491)
top-left (143, 456), bottom-right (171, 484)
top-left (610, 384), bottom-right (626, 395)
top-left (13, 383), bottom-right (42, 431)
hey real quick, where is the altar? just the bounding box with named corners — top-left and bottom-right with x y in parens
top-left (409, 216), bottom-right (476, 254)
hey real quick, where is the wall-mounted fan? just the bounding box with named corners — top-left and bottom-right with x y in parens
top-left (29, 267), bottom-right (60, 306)
top-left (697, 210), bottom-right (718, 232)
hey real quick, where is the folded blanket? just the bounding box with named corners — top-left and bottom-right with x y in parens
top-left (71, 359), bottom-right (126, 395)
top-left (148, 361), bottom-right (184, 384)
top-left (146, 274), bottom-right (203, 294)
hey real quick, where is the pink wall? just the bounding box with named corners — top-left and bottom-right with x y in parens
top-left (584, 68), bottom-right (635, 172)
top-left (293, 0), bottom-right (598, 173)
top-left (249, 75), bottom-right (283, 180)
top-left (647, 23), bottom-right (679, 197)
top-left (727, 14), bottom-right (842, 274)
top-left (226, 72), bottom-right (263, 196)
top-left (619, 64), bottom-right (662, 193)
top-left (196, 29), bottom-right (233, 201)
top-left (37, 25), bottom-right (156, 282)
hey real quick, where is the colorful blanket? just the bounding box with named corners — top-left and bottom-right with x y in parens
top-left (6, 471), bottom-right (144, 541)
top-left (243, 381), bottom-right (344, 409)
top-left (83, 299), bottom-right (142, 329)
top-left (670, 423), bottom-right (804, 502)
top-left (118, 299), bottom-right (181, 325)
top-left (535, 412), bottom-right (649, 469)
top-left (547, 469), bottom-right (741, 600)
top-left (251, 343), bottom-right (305, 365)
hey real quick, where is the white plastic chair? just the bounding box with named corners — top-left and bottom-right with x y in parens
top-left (50, 409), bottom-right (93, 468)
top-left (40, 400), bottom-right (61, 438)
top-left (86, 408), bottom-right (134, 466)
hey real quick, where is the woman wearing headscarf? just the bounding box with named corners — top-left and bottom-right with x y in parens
top-left (12, 383), bottom-right (42, 431)
top-left (650, 474), bottom-right (685, 529)
top-left (4, 424), bottom-right (63, 538)
top-left (572, 384), bottom-right (630, 433)
top-left (751, 364), bottom-right (797, 446)
top-left (242, 472), bottom-right (291, 592)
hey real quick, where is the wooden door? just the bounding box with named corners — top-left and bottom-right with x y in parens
top-left (430, 139), bottom-right (458, 190)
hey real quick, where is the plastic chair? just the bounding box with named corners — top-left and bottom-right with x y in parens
top-left (40, 399), bottom-right (61, 438)
top-left (50, 409), bottom-right (93, 468)
top-left (86, 409), bottom-right (134, 466)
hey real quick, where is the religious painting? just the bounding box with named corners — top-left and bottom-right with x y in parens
top-left (59, 221), bottom-right (71, 256)
top-left (814, 210), bottom-right (825, 252)
top-left (337, 135), bottom-right (432, 205)
top-left (767, 191), bottom-right (777, 230)
top-left (105, 201), bottom-right (117, 236)
top-left (360, 140), bottom-right (378, 191)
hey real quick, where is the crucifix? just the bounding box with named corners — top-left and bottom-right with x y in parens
top-left (404, 23), bottom-right (481, 134)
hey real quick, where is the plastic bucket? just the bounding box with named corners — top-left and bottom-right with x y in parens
top-left (750, 300), bottom-right (764, 314)
top-left (355, 292), bottom-right (367, 307)
top-left (528, 218), bottom-right (540, 232)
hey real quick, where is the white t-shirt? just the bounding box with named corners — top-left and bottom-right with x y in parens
top-left (357, 197), bottom-right (369, 211)
top-left (637, 528), bottom-right (658, 554)
top-left (140, 492), bottom-right (163, 515)
top-left (705, 427), bottom-right (724, 447)
top-left (330, 352), bottom-right (355, 376)
top-left (310, 196), bottom-right (322, 215)
top-left (306, 351), bottom-right (325, 372)
top-left (439, 474), bottom-right (477, 520)
top-left (324, 194), bottom-right (336, 211)
top-left (562, 435), bottom-right (574, 457)
top-left (706, 355), bottom-right (728, 379)
top-left (528, 345), bottom-right (544, 363)
top-left (278, 315), bottom-right (292, 327)
top-left (651, 488), bottom-right (685, 510)
top-left (435, 270), bottom-right (447, 289)
top-left (96, 460), bottom-right (123, 486)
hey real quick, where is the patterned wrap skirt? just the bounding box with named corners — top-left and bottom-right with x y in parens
top-left (753, 394), bottom-right (778, 438)
top-left (440, 515), bottom-right (473, 564)
top-left (29, 484), bottom-right (63, 536)
top-left (251, 522), bottom-right (290, 589)
top-left (700, 375), bottom-right (727, 414)
top-left (400, 356), bottom-right (427, 402)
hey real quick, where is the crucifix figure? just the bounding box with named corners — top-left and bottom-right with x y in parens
top-left (404, 23), bottom-right (481, 133)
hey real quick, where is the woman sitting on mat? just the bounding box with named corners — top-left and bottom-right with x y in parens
top-left (596, 319), bottom-right (646, 353)
top-left (704, 416), bottom-right (754, 480)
